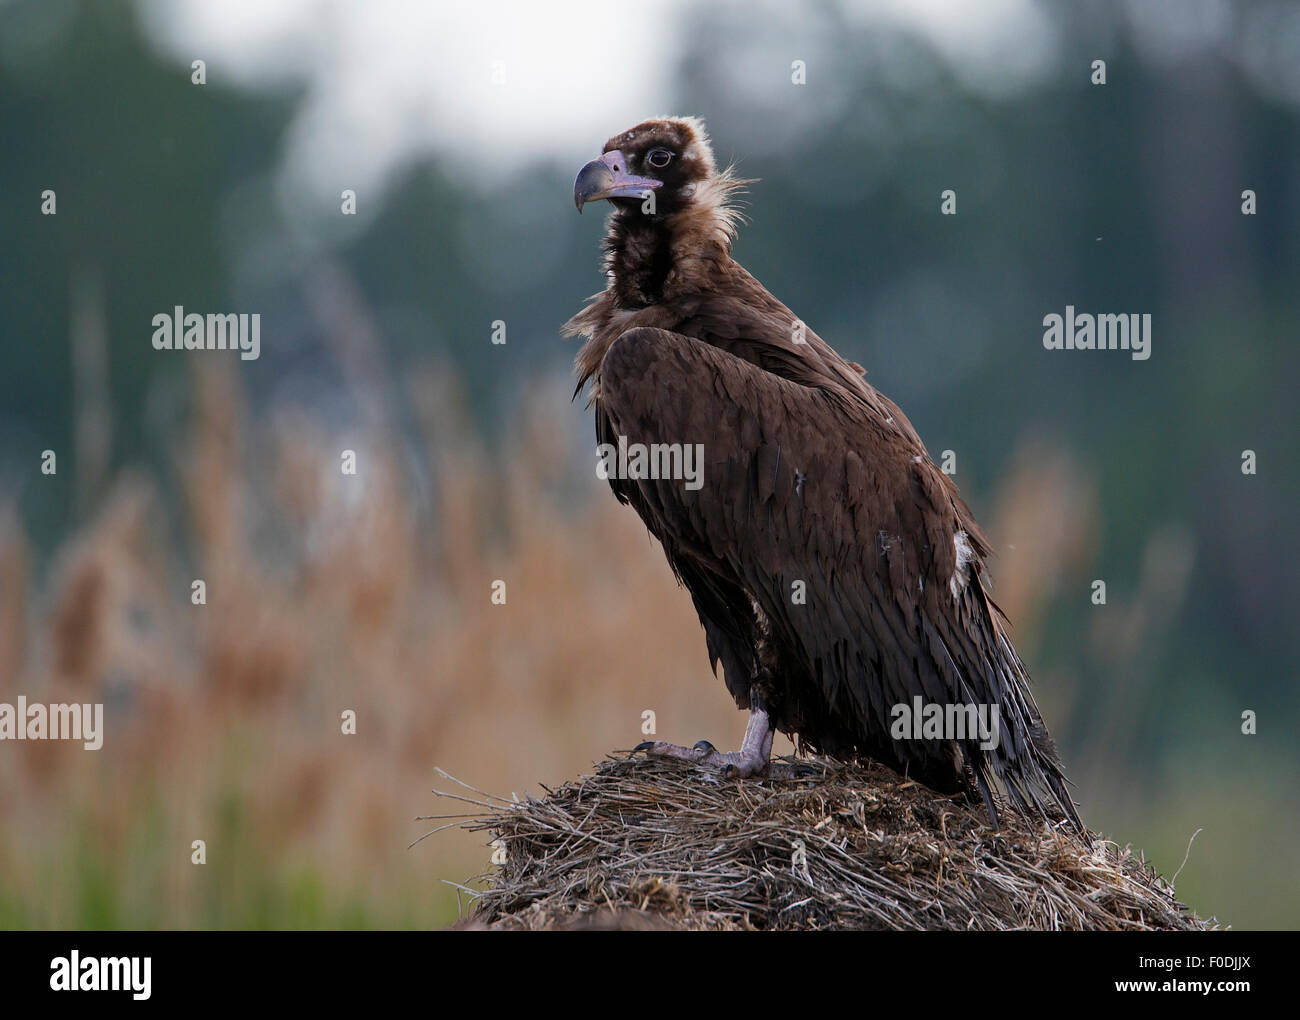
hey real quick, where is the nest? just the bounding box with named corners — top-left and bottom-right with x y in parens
top-left (439, 753), bottom-right (1215, 931)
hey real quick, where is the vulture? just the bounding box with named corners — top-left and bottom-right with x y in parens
top-left (564, 116), bottom-right (1082, 833)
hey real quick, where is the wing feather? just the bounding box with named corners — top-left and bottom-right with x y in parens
top-left (597, 325), bottom-right (1080, 830)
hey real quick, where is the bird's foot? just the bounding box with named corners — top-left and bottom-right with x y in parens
top-left (634, 703), bottom-right (774, 778)
top-left (634, 738), bottom-right (769, 777)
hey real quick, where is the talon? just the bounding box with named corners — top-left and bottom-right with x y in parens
top-left (624, 705), bottom-right (774, 778)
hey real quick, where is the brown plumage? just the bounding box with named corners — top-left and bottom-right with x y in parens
top-left (564, 117), bottom-right (1082, 833)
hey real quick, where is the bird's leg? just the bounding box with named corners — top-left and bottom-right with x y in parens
top-left (635, 703), bottom-right (774, 777)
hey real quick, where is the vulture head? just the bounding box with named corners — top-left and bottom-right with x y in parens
top-left (568, 117), bottom-right (748, 324)
top-left (573, 116), bottom-right (727, 219)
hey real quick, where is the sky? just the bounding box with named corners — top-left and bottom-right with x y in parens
top-left (121, 0), bottom-right (1300, 219)
top-left (129, 0), bottom-right (1061, 199)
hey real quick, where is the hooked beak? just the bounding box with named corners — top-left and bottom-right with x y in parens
top-left (573, 150), bottom-right (662, 212)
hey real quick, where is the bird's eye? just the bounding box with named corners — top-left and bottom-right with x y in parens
top-left (647, 148), bottom-right (673, 169)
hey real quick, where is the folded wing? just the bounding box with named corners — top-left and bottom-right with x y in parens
top-left (597, 325), bottom-right (1081, 830)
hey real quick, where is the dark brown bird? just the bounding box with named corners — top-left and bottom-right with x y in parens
top-left (564, 117), bottom-right (1082, 833)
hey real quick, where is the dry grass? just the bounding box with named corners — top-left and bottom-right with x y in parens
top-left (449, 753), bottom-right (1215, 931)
top-left (0, 270), bottom-right (1109, 927)
top-left (0, 324), bottom-right (749, 926)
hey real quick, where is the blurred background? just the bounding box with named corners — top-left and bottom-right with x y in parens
top-left (0, 0), bottom-right (1296, 929)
